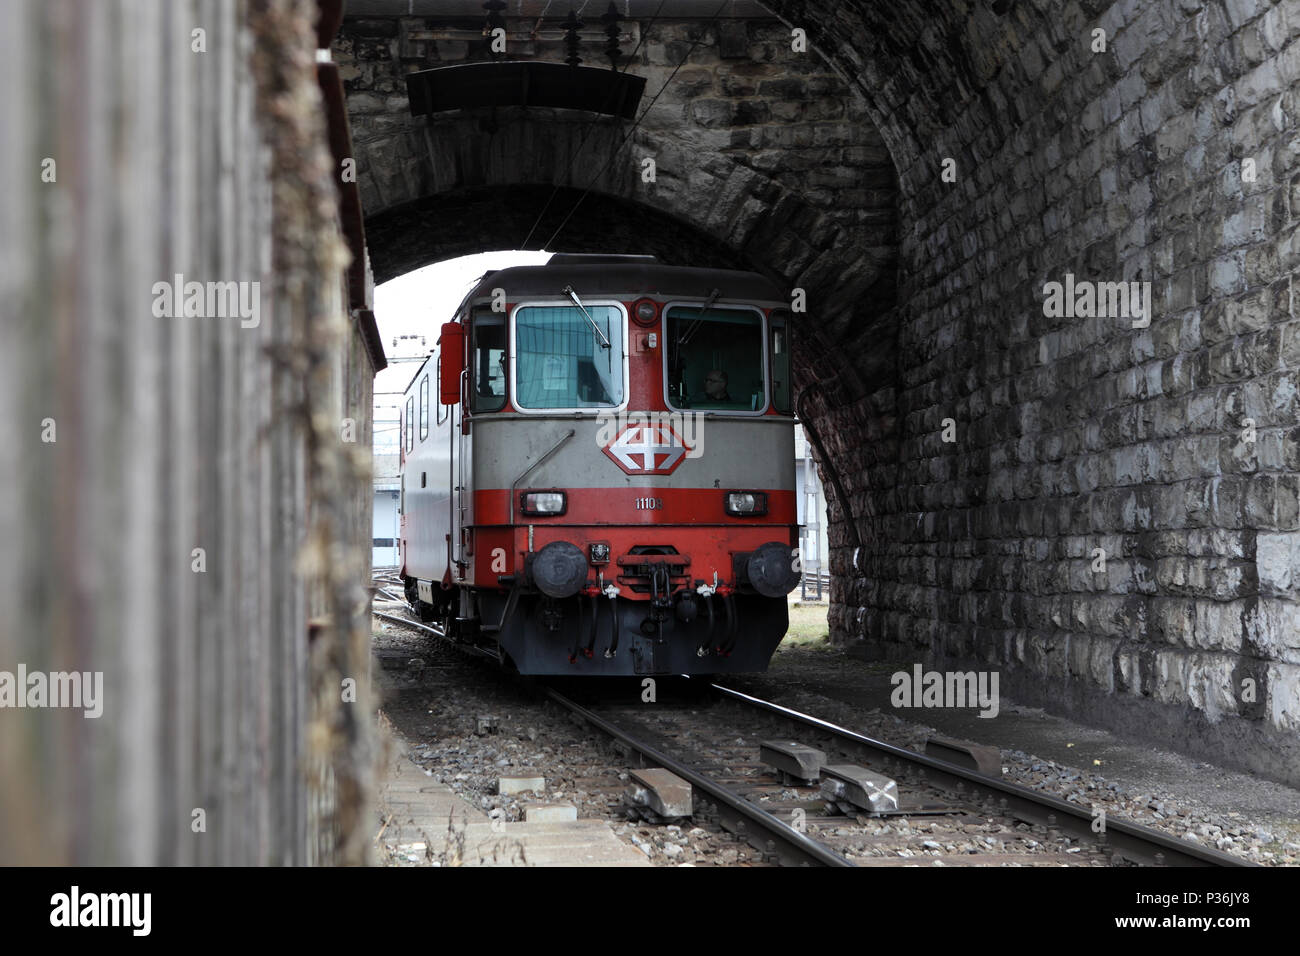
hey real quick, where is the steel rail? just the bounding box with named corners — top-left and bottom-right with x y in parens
top-left (374, 607), bottom-right (845, 865)
top-left (373, 609), bottom-right (444, 636)
top-left (372, 609), bottom-right (501, 663)
top-left (544, 687), bottom-right (852, 867)
top-left (709, 682), bottom-right (1252, 868)
top-left (376, 607), bottom-right (843, 864)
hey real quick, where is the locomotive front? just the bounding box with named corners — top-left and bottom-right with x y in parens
top-left (400, 255), bottom-right (800, 675)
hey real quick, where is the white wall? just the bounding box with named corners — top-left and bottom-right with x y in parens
top-left (373, 490), bottom-right (400, 567)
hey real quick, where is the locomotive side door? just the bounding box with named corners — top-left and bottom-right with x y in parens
top-left (439, 319), bottom-right (467, 585)
top-left (445, 363), bottom-right (458, 583)
top-left (455, 379), bottom-right (473, 576)
top-left (452, 368), bottom-right (464, 573)
top-left (456, 309), bottom-right (503, 579)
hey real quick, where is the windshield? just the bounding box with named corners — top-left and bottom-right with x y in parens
top-left (514, 304), bottom-right (624, 409)
top-left (665, 305), bottom-right (765, 411)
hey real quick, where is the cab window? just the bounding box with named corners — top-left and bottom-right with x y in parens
top-left (665, 306), bottom-right (765, 412)
top-left (770, 312), bottom-right (791, 414)
top-left (419, 375), bottom-right (429, 440)
top-left (436, 357), bottom-right (448, 424)
top-left (514, 304), bottom-right (624, 409)
top-left (471, 313), bottom-right (507, 412)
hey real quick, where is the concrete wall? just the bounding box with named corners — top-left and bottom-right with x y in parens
top-left (0, 0), bottom-right (378, 865)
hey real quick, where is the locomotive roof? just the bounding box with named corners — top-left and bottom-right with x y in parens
top-left (463, 255), bottom-right (786, 305)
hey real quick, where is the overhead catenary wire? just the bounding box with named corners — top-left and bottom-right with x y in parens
top-left (519, 0), bottom-right (670, 250)
top-left (538, 0), bottom-right (731, 251)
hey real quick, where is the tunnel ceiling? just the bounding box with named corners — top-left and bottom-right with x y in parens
top-left (337, 6), bottom-right (901, 402)
top-left (366, 184), bottom-right (746, 282)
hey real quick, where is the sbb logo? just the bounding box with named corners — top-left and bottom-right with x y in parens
top-left (602, 422), bottom-right (692, 475)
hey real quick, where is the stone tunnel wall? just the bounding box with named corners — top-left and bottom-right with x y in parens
top-left (769, 0), bottom-right (1300, 785)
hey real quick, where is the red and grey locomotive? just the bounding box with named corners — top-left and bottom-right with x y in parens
top-left (398, 254), bottom-right (800, 675)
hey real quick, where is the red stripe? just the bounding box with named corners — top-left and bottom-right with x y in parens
top-left (473, 487), bottom-right (796, 526)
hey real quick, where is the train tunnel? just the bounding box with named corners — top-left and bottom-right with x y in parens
top-left (341, 0), bottom-right (1300, 788)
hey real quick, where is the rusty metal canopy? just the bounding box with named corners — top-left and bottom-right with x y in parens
top-left (406, 61), bottom-right (645, 119)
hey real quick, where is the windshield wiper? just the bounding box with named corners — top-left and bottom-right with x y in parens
top-left (679, 287), bottom-right (722, 346)
top-left (563, 285), bottom-right (611, 350)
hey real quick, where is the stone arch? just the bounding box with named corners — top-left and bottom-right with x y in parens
top-left (339, 13), bottom-right (902, 407)
top-left (366, 184), bottom-right (746, 283)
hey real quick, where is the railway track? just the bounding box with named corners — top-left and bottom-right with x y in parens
top-left (547, 684), bottom-right (1251, 867)
top-left (371, 589), bottom-right (1252, 868)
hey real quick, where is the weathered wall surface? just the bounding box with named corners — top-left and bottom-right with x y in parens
top-left (0, 0), bottom-right (377, 864)
top-left (770, 0), bottom-right (1300, 785)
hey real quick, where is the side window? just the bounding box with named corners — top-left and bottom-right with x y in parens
top-left (770, 311), bottom-right (791, 414)
top-left (419, 375), bottom-right (429, 441)
top-left (405, 396), bottom-right (414, 453)
top-left (471, 313), bottom-right (507, 412)
top-left (436, 357), bottom-right (448, 424)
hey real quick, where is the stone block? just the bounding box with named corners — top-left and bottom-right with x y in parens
top-left (1267, 663), bottom-right (1300, 731)
top-left (1257, 533), bottom-right (1300, 593)
top-left (1250, 599), bottom-right (1300, 662)
top-left (820, 765), bottom-right (898, 813)
top-left (717, 21), bottom-right (749, 59)
top-left (523, 804), bottom-right (578, 823)
top-left (924, 737), bottom-right (1001, 776)
top-left (624, 768), bottom-right (692, 819)
top-left (759, 740), bottom-right (826, 783)
top-left (1186, 654), bottom-right (1240, 720)
top-left (499, 775), bottom-right (544, 795)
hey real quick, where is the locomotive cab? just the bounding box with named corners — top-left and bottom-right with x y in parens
top-left (399, 255), bottom-right (800, 676)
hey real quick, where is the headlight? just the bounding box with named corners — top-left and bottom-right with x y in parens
top-left (632, 298), bottom-right (659, 326)
top-left (521, 491), bottom-right (567, 515)
top-left (725, 491), bottom-right (768, 516)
